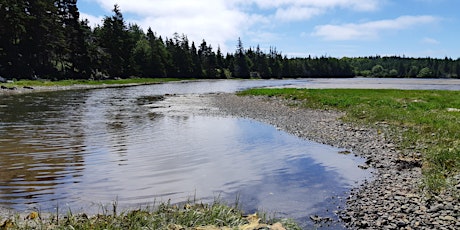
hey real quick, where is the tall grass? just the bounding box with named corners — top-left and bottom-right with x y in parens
top-left (3, 199), bottom-right (301, 230)
top-left (239, 88), bottom-right (460, 194)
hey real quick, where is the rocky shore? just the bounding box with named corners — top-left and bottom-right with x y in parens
top-left (208, 93), bottom-right (460, 229)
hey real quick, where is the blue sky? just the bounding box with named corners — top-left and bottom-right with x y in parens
top-left (77, 0), bottom-right (460, 58)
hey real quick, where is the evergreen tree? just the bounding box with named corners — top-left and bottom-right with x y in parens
top-left (132, 38), bottom-right (152, 77)
top-left (0, 0), bottom-right (29, 78)
top-left (57, 0), bottom-right (92, 78)
top-left (198, 40), bottom-right (218, 78)
top-left (146, 28), bottom-right (167, 77)
top-left (190, 42), bottom-right (203, 77)
top-left (20, 0), bottom-right (65, 78)
top-left (97, 5), bottom-right (131, 78)
top-left (233, 38), bottom-right (250, 78)
top-left (216, 46), bottom-right (225, 68)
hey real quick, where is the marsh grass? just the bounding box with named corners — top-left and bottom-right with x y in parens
top-left (239, 88), bottom-right (460, 194)
top-left (3, 199), bottom-right (300, 230)
top-left (1, 78), bottom-right (182, 87)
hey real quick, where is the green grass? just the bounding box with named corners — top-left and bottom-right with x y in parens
top-left (1, 78), bottom-right (183, 87)
top-left (2, 200), bottom-right (301, 230)
top-left (239, 88), bottom-right (460, 194)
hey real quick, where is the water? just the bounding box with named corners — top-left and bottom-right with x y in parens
top-left (282, 77), bottom-right (460, 90)
top-left (0, 79), bottom-right (372, 228)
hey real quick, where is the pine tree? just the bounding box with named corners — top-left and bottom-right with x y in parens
top-left (57, 0), bottom-right (92, 78)
top-left (97, 5), bottom-right (131, 78)
top-left (233, 38), bottom-right (250, 78)
top-left (190, 42), bottom-right (203, 77)
top-left (0, 0), bottom-right (29, 78)
top-left (146, 28), bottom-right (167, 77)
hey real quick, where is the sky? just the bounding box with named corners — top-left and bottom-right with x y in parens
top-left (77, 0), bottom-right (460, 58)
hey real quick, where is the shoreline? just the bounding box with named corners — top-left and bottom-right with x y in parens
top-left (208, 93), bottom-right (459, 229)
top-left (0, 82), bottom-right (162, 96)
top-left (2, 83), bottom-right (459, 229)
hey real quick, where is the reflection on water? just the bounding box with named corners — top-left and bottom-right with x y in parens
top-left (1, 80), bottom-right (370, 228)
top-left (0, 91), bottom-right (87, 206)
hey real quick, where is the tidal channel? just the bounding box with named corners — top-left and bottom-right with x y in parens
top-left (1, 79), bottom-right (373, 229)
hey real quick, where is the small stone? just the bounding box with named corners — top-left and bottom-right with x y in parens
top-left (397, 221), bottom-right (408, 227)
top-left (338, 150), bottom-right (351, 154)
top-left (420, 206), bottom-right (427, 212)
top-left (428, 204), bottom-right (443, 213)
top-left (440, 216), bottom-right (456, 222)
top-left (443, 204), bottom-right (454, 210)
top-left (359, 221), bottom-right (369, 228)
top-left (340, 215), bottom-right (352, 223)
top-left (358, 164), bottom-right (369, 169)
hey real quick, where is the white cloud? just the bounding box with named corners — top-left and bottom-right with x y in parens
top-left (421, 37), bottom-right (440, 44)
top-left (79, 12), bottom-right (104, 28)
top-left (78, 0), bottom-right (383, 52)
top-left (246, 0), bottom-right (380, 11)
top-left (239, 0), bottom-right (380, 21)
top-left (312, 15), bottom-right (439, 40)
top-left (79, 0), bottom-right (253, 52)
top-left (274, 6), bottom-right (324, 21)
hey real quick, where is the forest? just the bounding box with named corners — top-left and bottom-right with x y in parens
top-left (1, 1), bottom-right (459, 81)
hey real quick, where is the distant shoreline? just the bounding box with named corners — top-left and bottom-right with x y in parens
top-left (2, 78), bottom-right (460, 97)
top-left (280, 77), bottom-right (460, 90)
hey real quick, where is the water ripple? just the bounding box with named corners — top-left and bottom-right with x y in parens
top-left (0, 80), bottom-right (371, 228)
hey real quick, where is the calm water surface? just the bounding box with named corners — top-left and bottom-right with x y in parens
top-left (1, 79), bottom-right (373, 228)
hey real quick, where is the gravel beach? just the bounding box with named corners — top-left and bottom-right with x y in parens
top-left (208, 93), bottom-right (460, 229)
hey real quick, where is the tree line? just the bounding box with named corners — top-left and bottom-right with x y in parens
top-left (346, 56), bottom-right (460, 78)
top-left (1, 2), bottom-right (459, 80)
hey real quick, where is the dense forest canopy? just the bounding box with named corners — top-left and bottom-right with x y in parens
top-left (1, 1), bottom-right (459, 80)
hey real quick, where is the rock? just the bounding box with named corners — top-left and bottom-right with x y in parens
top-left (309, 215), bottom-right (332, 223)
top-left (396, 220), bottom-right (407, 227)
top-left (428, 204), bottom-right (444, 213)
top-left (340, 215), bottom-right (352, 223)
top-left (358, 164), bottom-right (370, 169)
top-left (440, 215), bottom-right (456, 222)
top-left (358, 221), bottom-right (369, 228)
top-left (338, 150), bottom-right (351, 155)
